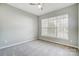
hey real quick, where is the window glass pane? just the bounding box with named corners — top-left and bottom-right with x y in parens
top-left (57, 14), bottom-right (68, 40)
top-left (47, 18), bottom-right (56, 37)
top-left (41, 14), bottom-right (68, 40)
top-left (41, 19), bottom-right (48, 36)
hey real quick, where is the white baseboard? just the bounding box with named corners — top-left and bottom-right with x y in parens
top-left (0, 39), bottom-right (34, 50)
top-left (39, 37), bottom-right (78, 49)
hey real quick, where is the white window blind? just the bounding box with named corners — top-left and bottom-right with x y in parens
top-left (41, 14), bottom-right (68, 40)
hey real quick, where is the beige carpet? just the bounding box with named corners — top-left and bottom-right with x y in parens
top-left (0, 39), bottom-right (78, 56)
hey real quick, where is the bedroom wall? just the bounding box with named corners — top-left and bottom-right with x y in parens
top-left (39, 4), bottom-right (78, 47)
top-left (0, 4), bottom-right (38, 49)
top-left (78, 4), bottom-right (79, 48)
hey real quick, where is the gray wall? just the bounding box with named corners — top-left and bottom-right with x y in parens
top-left (39, 4), bottom-right (78, 47)
top-left (78, 4), bottom-right (79, 47)
top-left (0, 4), bottom-right (38, 48)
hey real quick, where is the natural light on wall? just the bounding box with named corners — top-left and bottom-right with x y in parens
top-left (41, 14), bottom-right (68, 40)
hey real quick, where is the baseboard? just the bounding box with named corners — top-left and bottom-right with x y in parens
top-left (0, 38), bottom-right (78, 50)
top-left (0, 39), bottom-right (35, 50)
top-left (38, 38), bottom-right (78, 49)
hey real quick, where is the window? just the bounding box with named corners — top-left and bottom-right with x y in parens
top-left (41, 14), bottom-right (68, 40)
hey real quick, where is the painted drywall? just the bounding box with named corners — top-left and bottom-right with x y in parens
top-left (39, 4), bottom-right (78, 47)
top-left (78, 4), bottom-right (79, 48)
top-left (0, 4), bottom-right (38, 48)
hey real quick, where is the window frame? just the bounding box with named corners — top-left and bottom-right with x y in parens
top-left (41, 14), bottom-right (69, 40)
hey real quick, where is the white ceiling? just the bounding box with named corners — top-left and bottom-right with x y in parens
top-left (8, 3), bottom-right (74, 16)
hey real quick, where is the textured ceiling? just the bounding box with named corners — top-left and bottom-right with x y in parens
top-left (8, 3), bottom-right (74, 16)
